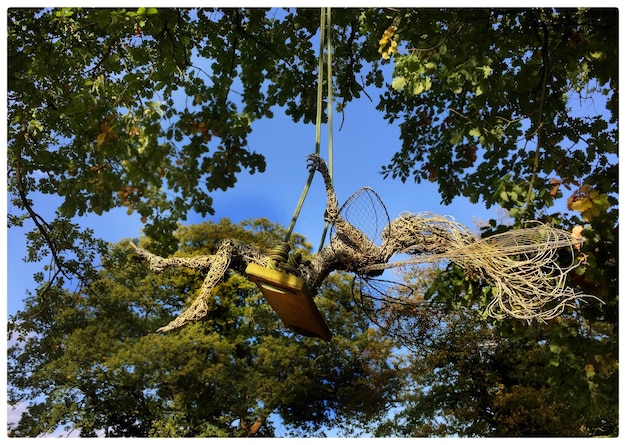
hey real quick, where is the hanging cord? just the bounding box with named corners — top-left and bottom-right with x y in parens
top-left (284, 7), bottom-right (332, 248)
top-left (318, 7), bottom-right (333, 252)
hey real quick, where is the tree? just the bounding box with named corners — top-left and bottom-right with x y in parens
top-left (7, 7), bottom-right (381, 260)
top-left (376, 8), bottom-right (617, 217)
top-left (8, 218), bottom-right (404, 437)
top-left (368, 8), bottom-right (618, 436)
top-left (7, 7), bottom-right (618, 437)
top-left (370, 264), bottom-right (617, 437)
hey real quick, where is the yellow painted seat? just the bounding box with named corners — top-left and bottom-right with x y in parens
top-left (246, 263), bottom-right (332, 341)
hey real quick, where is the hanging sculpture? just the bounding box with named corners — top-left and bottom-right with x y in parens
top-left (131, 154), bottom-right (595, 339)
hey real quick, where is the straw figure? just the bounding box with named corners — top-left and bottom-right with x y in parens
top-left (131, 154), bottom-right (593, 333)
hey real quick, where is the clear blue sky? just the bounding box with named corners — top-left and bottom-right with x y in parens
top-left (5, 88), bottom-right (496, 318)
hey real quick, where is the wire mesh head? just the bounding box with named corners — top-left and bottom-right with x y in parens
top-left (331, 186), bottom-right (391, 248)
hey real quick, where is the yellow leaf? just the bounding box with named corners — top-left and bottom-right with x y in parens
top-left (391, 77), bottom-right (406, 91)
top-left (588, 51), bottom-right (605, 60)
top-left (96, 132), bottom-right (106, 148)
top-left (468, 127), bottom-right (481, 138)
top-left (568, 185), bottom-right (611, 221)
top-left (570, 197), bottom-right (593, 213)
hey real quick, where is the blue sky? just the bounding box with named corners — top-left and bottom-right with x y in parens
top-left (5, 4), bottom-right (616, 321)
top-left (3, 5), bottom-right (501, 319)
top-left (5, 87), bottom-right (496, 318)
top-left (3, 53), bottom-right (497, 437)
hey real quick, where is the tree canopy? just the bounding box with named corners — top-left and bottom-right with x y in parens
top-left (7, 7), bottom-right (618, 437)
top-left (8, 219), bottom-right (403, 436)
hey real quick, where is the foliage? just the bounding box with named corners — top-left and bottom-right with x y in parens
top-left (7, 7), bottom-right (618, 437)
top-left (373, 265), bottom-right (617, 436)
top-left (7, 7), bottom-right (382, 258)
top-left (7, 219), bottom-right (404, 437)
top-left (376, 8), bottom-right (617, 219)
top-left (366, 8), bottom-right (618, 436)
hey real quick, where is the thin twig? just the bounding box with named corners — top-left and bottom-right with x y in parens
top-left (524, 9), bottom-right (550, 214)
top-left (13, 144), bottom-right (70, 281)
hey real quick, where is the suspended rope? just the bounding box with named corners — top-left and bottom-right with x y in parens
top-left (318, 6), bottom-right (334, 252)
top-left (284, 7), bottom-right (333, 250)
top-left (240, 8), bottom-right (335, 341)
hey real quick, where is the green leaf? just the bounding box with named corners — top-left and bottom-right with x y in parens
top-left (391, 76), bottom-right (407, 91)
top-left (549, 344), bottom-right (562, 354)
top-left (468, 127), bottom-right (481, 138)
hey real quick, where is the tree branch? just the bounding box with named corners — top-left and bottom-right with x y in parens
top-left (524, 9), bottom-right (550, 215)
top-left (13, 144), bottom-right (71, 282)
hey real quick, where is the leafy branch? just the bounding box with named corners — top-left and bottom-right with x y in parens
top-left (12, 142), bottom-right (71, 287)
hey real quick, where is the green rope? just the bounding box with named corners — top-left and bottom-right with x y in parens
top-left (266, 242), bottom-right (302, 274)
top-left (284, 7), bottom-right (333, 247)
top-left (318, 7), bottom-right (333, 252)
